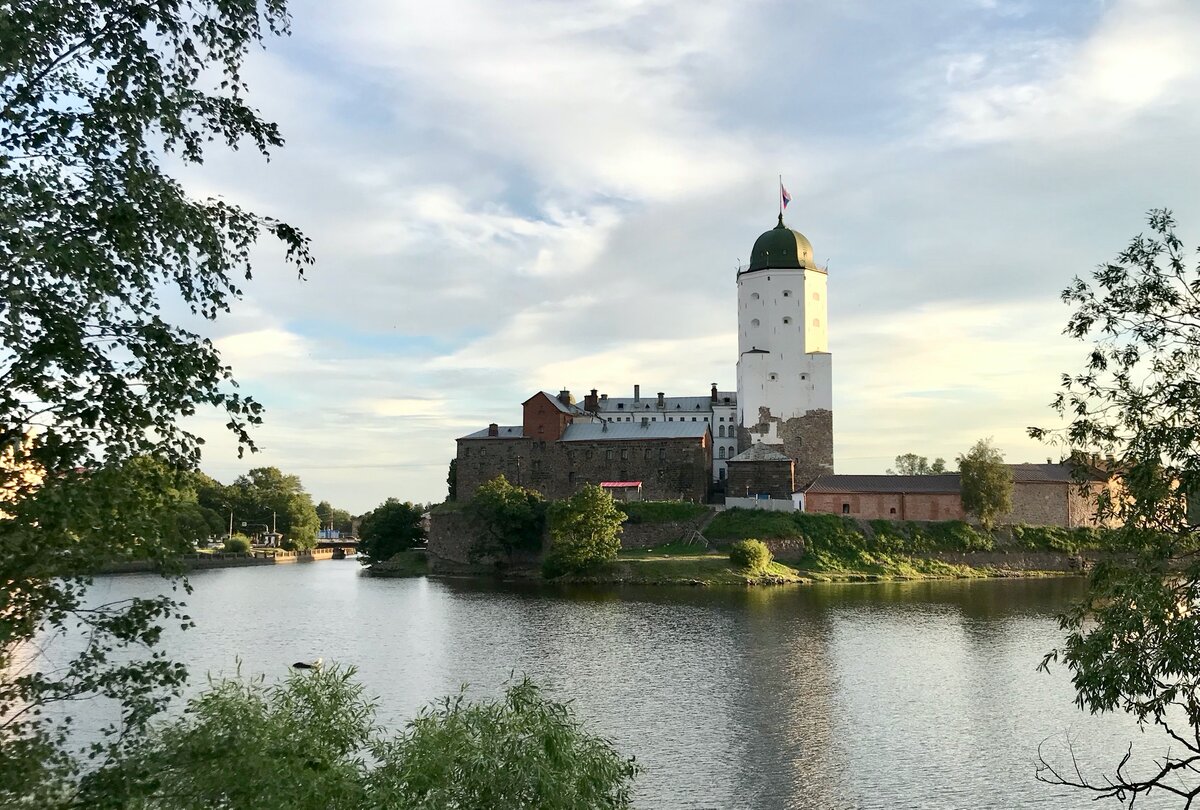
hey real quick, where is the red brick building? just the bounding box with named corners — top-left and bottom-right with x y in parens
top-left (803, 463), bottom-right (1112, 528)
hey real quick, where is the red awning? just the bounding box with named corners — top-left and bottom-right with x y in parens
top-left (600, 481), bottom-right (642, 488)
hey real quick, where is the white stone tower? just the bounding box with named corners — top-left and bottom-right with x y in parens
top-left (735, 214), bottom-right (834, 485)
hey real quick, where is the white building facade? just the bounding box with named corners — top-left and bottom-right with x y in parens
top-left (735, 214), bottom-right (834, 485)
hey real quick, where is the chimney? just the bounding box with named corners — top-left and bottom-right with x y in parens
top-left (633, 384), bottom-right (640, 403)
top-left (487, 423), bottom-right (499, 437)
top-left (711, 383), bottom-right (718, 403)
top-left (583, 388), bottom-right (599, 412)
top-left (600, 393), bottom-right (608, 401)
top-left (657, 392), bottom-right (665, 409)
top-left (558, 389), bottom-right (574, 406)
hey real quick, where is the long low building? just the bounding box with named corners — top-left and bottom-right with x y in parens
top-left (455, 390), bottom-right (712, 502)
top-left (803, 463), bottom-right (1114, 528)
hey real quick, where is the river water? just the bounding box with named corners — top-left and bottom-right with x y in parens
top-left (73, 562), bottom-right (1174, 809)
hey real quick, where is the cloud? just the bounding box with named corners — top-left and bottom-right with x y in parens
top-left (163, 0), bottom-right (1200, 511)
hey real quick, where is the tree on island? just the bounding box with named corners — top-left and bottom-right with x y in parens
top-left (0, 1), bottom-right (312, 802)
top-left (886, 453), bottom-right (950, 475)
top-left (358, 498), bottom-right (425, 565)
top-left (466, 475), bottom-right (546, 566)
top-left (1031, 210), bottom-right (1200, 804)
top-left (543, 484), bottom-right (627, 577)
top-left (957, 439), bottom-right (1012, 530)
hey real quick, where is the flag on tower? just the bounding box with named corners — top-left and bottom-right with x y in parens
top-left (781, 183), bottom-right (792, 210)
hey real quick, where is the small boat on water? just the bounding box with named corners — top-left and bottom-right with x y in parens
top-left (292, 657), bottom-right (323, 670)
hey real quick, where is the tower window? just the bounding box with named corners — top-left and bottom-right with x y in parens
top-left (718, 426), bottom-right (725, 437)
top-left (768, 373), bottom-right (777, 381)
top-left (800, 374), bottom-right (808, 380)
top-left (751, 292), bottom-right (760, 300)
top-left (812, 318), bottom-right (820, 327)
top-left (782, 317), bottom-right (791, 325)
top-left (719, 447), bottom-right (726, 459)
top-left (782, 290), bottom-right (792, 297)
top-left (812, 292), bottom-right (820, 300)
top-left (751, 319), bottom-right (760, 327)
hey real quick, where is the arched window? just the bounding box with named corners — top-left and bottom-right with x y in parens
top-left (719, 447), bottom-right (726, 459)
top-left (782, 289), bottom-right (792, 297)
top-left (718, 425), bottom-right (726, 438)
top-left (751, 292), bottom-right (760, 300)
top-left (751, 319), bottom-right (760, 328)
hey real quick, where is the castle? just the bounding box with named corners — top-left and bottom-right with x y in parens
top-left (455, 214), bottom-right (834, 502)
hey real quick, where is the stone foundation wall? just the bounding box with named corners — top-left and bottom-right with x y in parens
top-left (738, 407), bottom-right (833, 488)
top-left (456, 436), bottom-right (711, 502)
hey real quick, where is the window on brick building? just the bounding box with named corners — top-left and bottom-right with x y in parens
top-left (842, 503), bottom-right (850, 514)
top-left (568, 472), bottom-right (575, 485)
top-left (889, 507), bottom-right (896, 515)
top-left (658, 449), bottom-right (666, 461)
top-left (532, 460), bottom-right (541, 472)
top-left (606, 450), bottom-right (613, 461)
top-left (719, 468), bottom-right (726, 480)
top-left (464, 447), bottom-right (470, 457)
top-left (620, 449), bottom-right (628, 460)
top-left (644, 449), bottom-right (652, 460)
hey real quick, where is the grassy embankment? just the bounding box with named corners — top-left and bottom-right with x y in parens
top-left (594, 509), bottom-right (1108, 585)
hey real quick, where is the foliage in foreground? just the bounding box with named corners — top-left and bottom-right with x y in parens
top-left (544, 485), bottom-right (627, 577)
top-left (358, 498), bottom-right (426, 565)
top-left (728, 539), bottom-right (772, 571)
top-left (1031, 210), bottom-right (1200, 805)
top-left (0, 0), bottom-right (308, 801)
top-left (76, 666), bottom-right (638, 810)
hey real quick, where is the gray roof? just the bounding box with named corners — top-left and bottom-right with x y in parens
top-left (1011, 463), bottom-right (1103, 483)
top-left (729, 443), bottom-right (792, 463)
top-left (805, 474), bottom-right (962, 494)
top-left (561, 422), bottom-right (710, 442)
top-left (458, 425), bottom-right (524, 440)
top-left (594, 392), bottom-right (736, 413)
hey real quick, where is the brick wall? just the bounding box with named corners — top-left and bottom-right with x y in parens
top-left (805, 491), bottom-right (964, 521)
top-left (523, 392), bottom-right (573, 442)
top-left (455, 435), bottom-right (711, 502)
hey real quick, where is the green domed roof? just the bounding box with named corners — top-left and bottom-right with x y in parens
top-left (746, 214), bottom-right (814, 272)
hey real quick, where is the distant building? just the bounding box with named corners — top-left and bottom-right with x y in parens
top-left (802, 463), bottom-right (1114, 528)
top-left (583, 385), bottom-right (736, 483)
top-left (456, 390), bottom-right (712, 502)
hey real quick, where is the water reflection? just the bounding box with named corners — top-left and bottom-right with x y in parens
top-left (65, 567), bottom-right (1176, 809)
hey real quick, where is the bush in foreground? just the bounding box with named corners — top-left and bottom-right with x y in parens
top-left (729, 539), bottom-right (772, 571)
top-left (78, 665), bottom-right (639, 809)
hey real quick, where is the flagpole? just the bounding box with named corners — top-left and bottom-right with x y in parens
top-left (778, 174), bottom-right (782, 218)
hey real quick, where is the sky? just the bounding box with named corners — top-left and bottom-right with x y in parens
top-left (174, 0), bottom-right (1200, 513)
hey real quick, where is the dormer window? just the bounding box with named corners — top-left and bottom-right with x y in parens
top-left (617, 403), bottom-right (624, 409)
